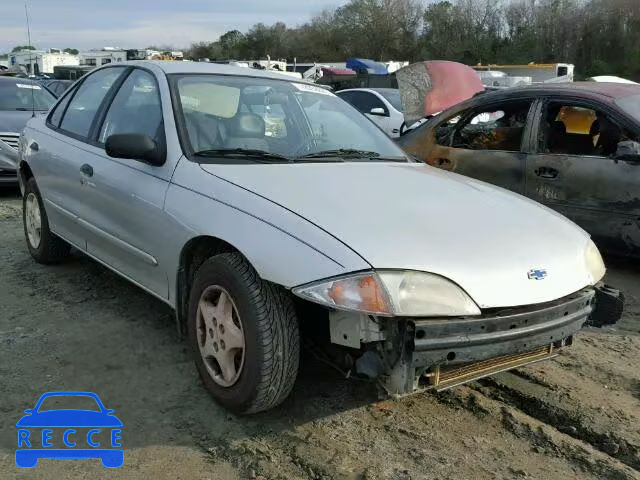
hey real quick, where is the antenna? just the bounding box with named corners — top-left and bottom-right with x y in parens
top-left (25, 1), bottom-right (36, 117)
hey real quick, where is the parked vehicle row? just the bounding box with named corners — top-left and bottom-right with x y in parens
top-left (17, 61), bottom-right (622, 414)
top-left (0, 76), bottom-right (56, 185)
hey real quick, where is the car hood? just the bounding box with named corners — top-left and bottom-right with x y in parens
top-left (0, 110), bottom-right (40, 132)
top-left (200, 162), bottom-right (595, 309)
top-left (396, 61), bottom-right (484, 125)
top-left (16, 410), bottom-right (123, 427)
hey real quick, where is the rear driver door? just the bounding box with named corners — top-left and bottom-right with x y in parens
top-left (525, 97), bottom-right (640, 255)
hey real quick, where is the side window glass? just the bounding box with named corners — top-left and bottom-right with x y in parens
top-left (452, 101), bottom-right (531, 152)
top-left (435, 114), bottom-right (463, 146)
top-left (365, 94), bottom-right (386, 113)
top-left (98, 69), bottom-right (163, 145)
top-left (336, 92), bottom-right (353, 104)
top-left (351, 92), bottom-right (386, 114)
top-left (48, 86), bottom-right (76, 128)
top-left (542, 103), bottom-right (629, 157)
top-left (60, 68), bottom-right (124, 139)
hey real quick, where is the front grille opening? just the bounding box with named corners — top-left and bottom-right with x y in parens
top-left (422, 344), bottom-right (561, 391)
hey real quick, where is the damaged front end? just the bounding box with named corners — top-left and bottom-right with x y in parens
top-left (318, 285), bottom-right (622, 397)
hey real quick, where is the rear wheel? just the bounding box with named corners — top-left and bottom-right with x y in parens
top-left (23, 177), bottom-right (70, 264)
top-left (187, 253), bottom-right (300, 414)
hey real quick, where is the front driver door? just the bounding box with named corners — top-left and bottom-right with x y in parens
top-left (420, 99), bottom-right (536, 195)
top-left (525, 97), bottom-right (640, 255)
top-left (76, 68), bottom-right (176, 299)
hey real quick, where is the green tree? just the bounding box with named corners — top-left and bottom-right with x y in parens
top-left (219, 30), bottom-right (245, 59)
top-left (185, 0), bottom-right (640, 80)
top-left (63, 48), bottom-right (78, 55)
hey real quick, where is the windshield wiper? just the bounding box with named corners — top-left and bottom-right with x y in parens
top-left (296, 149), bottom-right (408, 163)
top-left (193, 148), bottom-right (292, 163)
top-left (298, 148), bottom-right (380, 160)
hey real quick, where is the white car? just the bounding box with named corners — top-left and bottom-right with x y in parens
top-left (336, 88), bottom-right (407, 138)
top-left (18, 61), bottom-right (615, 414)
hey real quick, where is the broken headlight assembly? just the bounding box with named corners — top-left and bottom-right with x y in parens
top-left (585, 239), bottom-right (606, 285)
top-left (293, 270), bottom-right (481, 317)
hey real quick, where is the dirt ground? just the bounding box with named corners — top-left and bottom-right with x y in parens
top-left (0, 187), bottom-right (638, 480)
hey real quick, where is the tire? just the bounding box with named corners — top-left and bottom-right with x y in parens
top-left (187, 252), bottom-right (300, 414)
top-left (23, 177), bottom-right (70, 264)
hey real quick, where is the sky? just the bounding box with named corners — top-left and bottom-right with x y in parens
top-left (0, 0), bottom-right (346, 53)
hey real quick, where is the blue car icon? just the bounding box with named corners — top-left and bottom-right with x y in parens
top-left (16, 391), bottom-right (123, 468)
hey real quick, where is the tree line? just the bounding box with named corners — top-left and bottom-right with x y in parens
top-left (187, 0), bottom-right (640, 79)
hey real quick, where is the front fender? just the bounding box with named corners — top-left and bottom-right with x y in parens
top-left (164, 159), bottom-right (370, 306)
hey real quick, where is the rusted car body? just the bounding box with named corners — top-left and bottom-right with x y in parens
top-left (398, 83), bottom-right (640, 257)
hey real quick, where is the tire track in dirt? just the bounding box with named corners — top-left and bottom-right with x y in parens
top-left (476, 373), bottom-right (640, 471)
top-left (438, 387), bottom-right (639, 480)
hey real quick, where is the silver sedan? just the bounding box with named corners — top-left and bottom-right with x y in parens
top-left (18, 61), bottom-right (612, 413)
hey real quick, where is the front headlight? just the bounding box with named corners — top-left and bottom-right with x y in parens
top-left (585, 239), bottom-right (606, 284)
top-left (292, 270), bottom-right (481, 317)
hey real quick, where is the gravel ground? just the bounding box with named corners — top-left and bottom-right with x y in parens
top-left (0, 187), bottom-right (638, 480)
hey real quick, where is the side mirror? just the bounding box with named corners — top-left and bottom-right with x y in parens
top-left (614, 140), bottom-right (640, 162)
top-left (24, 409), bottom-right (34, 414)
top-left (369, 107), bottom-right (387, 116)
top-left (105, 134), bottom-right (165, 166)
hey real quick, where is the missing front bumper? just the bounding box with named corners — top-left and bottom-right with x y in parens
top-left (425, 343), bottom-right (560, 391)
top-left (379, 289), bottom-right (594, 396)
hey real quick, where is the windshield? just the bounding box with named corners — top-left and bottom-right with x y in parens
top-left (173, 74), bottom-right (408, 162)
top-left (616, 94), bottom-right (640, 122)
top-left (377, 89), bottom-right (403, 112)
top-left (0, 80), bottom-right (56, 111)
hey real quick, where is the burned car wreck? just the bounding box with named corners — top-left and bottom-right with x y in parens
top-left (397, 80), bottom-right (640, 258)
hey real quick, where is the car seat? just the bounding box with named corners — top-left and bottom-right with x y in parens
top-left (184, 111), bottom-right (220, 153)
top-left (548, 121), bottom-right (567, 153)
top-left (225, 113), bottom-right (269, 151)
top-left (590, 117), bottom-right (621, 157)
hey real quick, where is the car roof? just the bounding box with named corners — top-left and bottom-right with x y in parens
top-left (0, 76), bottom-right (39, 86)
top-left (478, 81), bottom-right (640, 102)
top-left (125, 60), bottom-right (315, 84)
top-left (336, 88), bottom-right (398, 94)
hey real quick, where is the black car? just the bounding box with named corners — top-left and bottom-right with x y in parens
top-left (398, 82), bottom-right (640, 257)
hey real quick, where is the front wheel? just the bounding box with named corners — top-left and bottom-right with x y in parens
top-left (187, 253), bottom-right (300, 414)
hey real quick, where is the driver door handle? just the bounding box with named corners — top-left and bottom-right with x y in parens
top-left (535, 166), bottom-right (558, 179)
top-left (80, 164), bottom-right (94, 177)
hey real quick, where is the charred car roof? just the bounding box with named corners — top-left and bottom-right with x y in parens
top-left (472, 82), bottom-right (640, 103)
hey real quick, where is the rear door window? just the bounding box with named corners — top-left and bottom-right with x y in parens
top-left (540, 101), bottom-right (635, 157)
top-left (59, 68), bottom-right (125, 140)
top-left (48, 86), bottom-right (77, 128)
